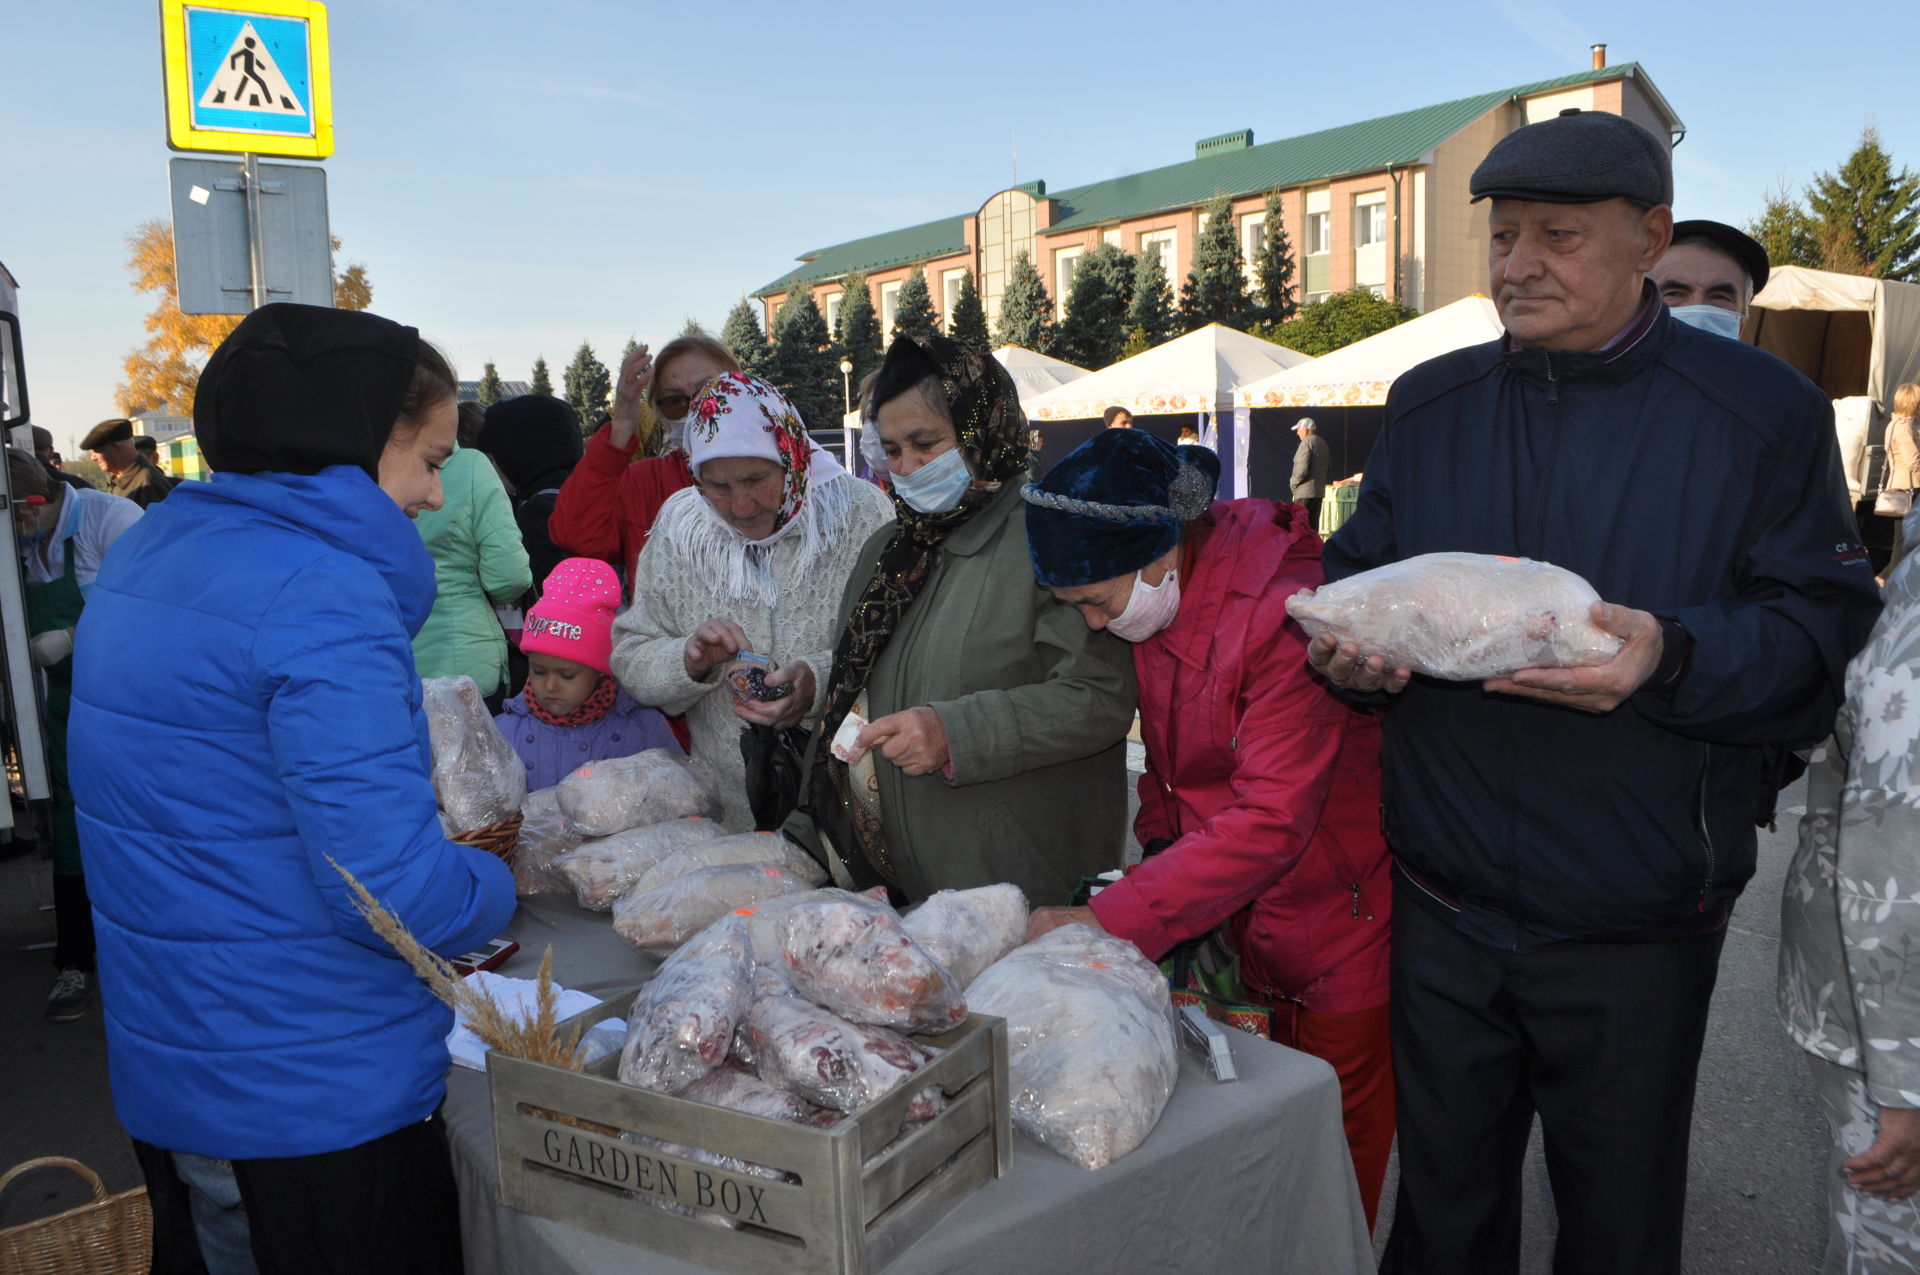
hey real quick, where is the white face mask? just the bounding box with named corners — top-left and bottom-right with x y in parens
top-left (1106, 568), bottom-right (1181, 643)
top-left (661, 414), bottom-right (689, 452)
top-left (1670, 304), bottom-right (1743, 341)
top-left (891, 446), bottom-right (972, 514)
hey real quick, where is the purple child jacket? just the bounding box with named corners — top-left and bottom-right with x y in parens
top-left (495, 688), bottom-right (682, 792)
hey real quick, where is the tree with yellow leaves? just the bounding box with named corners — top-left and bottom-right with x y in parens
top-left (115, 220), bottom-right (374, 415)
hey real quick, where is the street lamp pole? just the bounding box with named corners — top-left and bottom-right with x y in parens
top-left (838, 357), bottom-right (855, 471)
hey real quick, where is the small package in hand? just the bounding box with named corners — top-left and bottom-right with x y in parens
top-left (724, 651), bottom-right (794, 705)
top-left (830, 710), bottom-right (870, 764)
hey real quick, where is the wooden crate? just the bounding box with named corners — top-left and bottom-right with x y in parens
top-left (490, 989), bottom-right (1011, 1275)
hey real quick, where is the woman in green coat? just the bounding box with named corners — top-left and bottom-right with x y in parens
top-left (798, 333), bottom-right (1136, 906)
top-left (412, 441), bottom-right (532, 698)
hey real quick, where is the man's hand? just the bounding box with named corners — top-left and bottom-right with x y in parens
top-left (683, 617), bottom-right (749, 681)
top-left (1026, 905), bottom-right (1107, 943)
top-left (28, 628), bottom-right (73, 668)
top-left (855, 707), bottom-right (951, 777)
top-left (1847, 1106), bottom-right (1920, 1201)
top-left (1484, 602), bottom-right (1663, 714)
top-left (733, 660), bottom-right (816, 730)
top-left (607, 343), bottom-right (653, 450)
top-left (1307, 632), bottom-right (1413, 695)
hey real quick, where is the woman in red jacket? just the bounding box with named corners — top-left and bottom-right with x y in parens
top-left (1023, 427), bottom-right (1393, 1228)
top-left (547, 335), bottom-right (740, 578)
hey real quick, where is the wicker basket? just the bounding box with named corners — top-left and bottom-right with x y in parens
top-left (0, 1157), bottom-right (151, 1275)
top-left (452, 811), bottom-right (523, 864)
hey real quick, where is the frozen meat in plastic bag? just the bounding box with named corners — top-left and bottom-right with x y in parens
top-left (513, 787), bottom-right (586, 896)
top-left (424, 675), bottom-right (528, 831)
top-left (678, 1060), bottom-right (831, 1126)
top-left (901, 884), bottom-right (1029, 990)
top-left (780, 891), bottom-right (968, 1034)
top-left (556, 748), bottom-right (723, 837)
top-left (1284, 551), bottom-right (1622, 682)
top-left (966, 923), bottom-right (1177, 1171)
top-left (618, 917), bottom-right (754, 1093)
top-left (553, 818), bottom-right (725, 910)
top-left (629, 831), bottom-right (829, 894)
top-left (741, 995), bottom-right (943, 1119)
top-left (612, 863), bottom-right (811, 951)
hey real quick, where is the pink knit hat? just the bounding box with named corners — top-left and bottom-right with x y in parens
top-left (521, 558), bottom-right (620, 676)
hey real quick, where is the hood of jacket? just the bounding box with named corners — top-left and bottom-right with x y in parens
top-left (478, 395), bottom-right (583, 496)
top-left (1154, 498), bottom-right (1319, 671)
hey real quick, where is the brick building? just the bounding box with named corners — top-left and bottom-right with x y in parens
top-left (755, 53), bottom-right (1681, 334)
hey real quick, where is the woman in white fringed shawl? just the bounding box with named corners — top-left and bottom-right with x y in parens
top-left (611, 372), bottom-right (892, 831)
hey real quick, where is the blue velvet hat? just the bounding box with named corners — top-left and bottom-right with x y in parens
top-left (1023, 429), bottom-right (1220, 588)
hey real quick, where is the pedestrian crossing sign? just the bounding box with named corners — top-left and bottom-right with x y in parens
top-left (160, 0), bottom-right (333, 158)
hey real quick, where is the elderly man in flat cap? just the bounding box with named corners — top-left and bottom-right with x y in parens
top-left (1654, 217), bottom-right (1771, 339)
top-left (1288, 416), bottom-right (1329, 526)
top-left (1312, 108), bottom-right (1881, 1273)
top-left (81, 418), bottom-right (174, 510)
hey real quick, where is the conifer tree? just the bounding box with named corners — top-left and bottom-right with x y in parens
top-left (765, 286), bottom-right (839, 429)
top-left (476, 361), bottom-right (504, 407)
top-left (1051, 243), bottom-right (1135, 369)
top-left (949, 270), bottom-right (991, 354)
top-left (993, 250), bottom-right (1054, 351)
top-left (835, 271), bottom-right (884, 395)
top-left (720, 299), bottom-right (772, 377)
top-left (1252, 190), bottom-right (1299, 325)
top-left (891, 265), bottom-right (941, 343)
top-left (1178, 193), bottom-right (1255, 331)
top-left (1126, 247), bottom-right (1177, 350)
top-left (563, 342), bottom-right (612, 430)
top-left (1805, 126), bottom-right (1920, 281)
top-left (529, 356), bottom-right (553, 396)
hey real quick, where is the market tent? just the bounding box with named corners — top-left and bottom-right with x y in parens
top-left (994, 345), bottom-right (1089, 411)
top-left (1024, 324), bottom-right (1311, 422)
top-left (1234, 296), bottom-right (1504, 409)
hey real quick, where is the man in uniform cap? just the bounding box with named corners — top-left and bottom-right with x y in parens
top-left (1313, 108), bottom-right (1880, 1272)
top-left (1654, 218), bottom-right (1771, 339)
top-left (81, 418), bottom-right (174, 510)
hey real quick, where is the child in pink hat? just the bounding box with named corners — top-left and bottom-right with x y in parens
top-left (494, 558), bottom-right (679, 790)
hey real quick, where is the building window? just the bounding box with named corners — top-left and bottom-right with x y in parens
top-left (825, 292), bottom-right (843, 333)
top-left (1306, 291), bottom-right (1330, 305)
top-left (1054, 246), bottom-right (1084, 319)
top-left (880, 280), bottom-right (902, 335)
top-left (1354, 193), bottom-right (1387, 247)
top-left (1138, 229), bottom-right (1176, 275)
top-left (942, 269), bottom-right (968, 321)
top-left (1305, 211), bottom-right (1330, 256)
top-left (1240, 211), bottom-right (1267, 281)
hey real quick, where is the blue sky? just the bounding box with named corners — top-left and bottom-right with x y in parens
top-left (3, 0), bottom-right (1914, 455)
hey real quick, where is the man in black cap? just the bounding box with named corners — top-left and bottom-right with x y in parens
top-left (80, 418), bottom-right (174, 509)
top-left (1654, 218), bottom-right (1771, 339)
top-left (1312, 108), bottom-right (1880, 1273)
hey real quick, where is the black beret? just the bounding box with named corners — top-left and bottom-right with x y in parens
top-left (1471, 108), bottom-right (1672, 208)
top-left (194, 303), bottom-right (419, 478)
top-left (81, 418), bottom-right (134, 450)
top-left (1023, 428), bottom-right (1220, 589)
top-left (1670, 219), bottom-right (1771, 295)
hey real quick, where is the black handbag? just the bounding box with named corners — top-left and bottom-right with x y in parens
top-left (739, 723), bottom-right (812, 832)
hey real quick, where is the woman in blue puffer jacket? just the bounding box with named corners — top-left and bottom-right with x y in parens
top-left (68, 303), bottom-right (516, 1274)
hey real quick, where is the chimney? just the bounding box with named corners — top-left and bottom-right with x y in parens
top-left (1590, 43), bottom-right (1607, 69)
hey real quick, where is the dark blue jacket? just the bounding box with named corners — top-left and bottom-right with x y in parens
top-left (68, 468), bottom-right (516, 1159)
top-left (1324, 301), bottom-right (1881, 951)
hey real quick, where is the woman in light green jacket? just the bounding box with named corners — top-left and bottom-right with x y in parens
top-left (412, 440), bottom-right (532, 697)
top-left (795, 333), bottom-right (1136, 906)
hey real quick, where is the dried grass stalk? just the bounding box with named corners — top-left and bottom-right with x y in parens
top-left (328, 857), bottom-right (585, 1069)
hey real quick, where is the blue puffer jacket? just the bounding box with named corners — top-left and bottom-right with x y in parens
top-left (68, 467), bottom-right (516, 1160)
top-left (1325, 298), bottom-right (1883, 951)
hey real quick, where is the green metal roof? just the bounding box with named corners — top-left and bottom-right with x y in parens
top-left (754, 64), bottom-right (1663, 296)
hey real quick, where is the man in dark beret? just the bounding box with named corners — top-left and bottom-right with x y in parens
top-left (1312, 109), bottom-right (1881, 1272)
top-left (1653, 218), bottom-right (1771, 339)
top-left (81, 418), bottom-right (174, 509)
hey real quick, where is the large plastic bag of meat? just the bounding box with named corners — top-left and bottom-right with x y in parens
top-left (679, 1060), bottom-right (831, 1126)
top-left (1284, 552), bottom-right (1622, 681)
top-left (901, 885), bottom-right (1029, 990)
top-left (780, 891), bottom-right (968, 1035)
top-left (613, 863), bottom-right (812, 951)
top-left (741, 995), bottom-right (943, 1119)
top-left (619, 918), bottom-right (755, 1093)
top-left (513, 787), bottom-right (586, 896)
top-left (733, 887), bottom-right (888, 964)
top-left (552, 818), bottom-right (725, 910)
top-left (556, 748), bottom-right (722, 837)
top-left (424, 675), bottom-right (527, 831)
top-left (631, 831), bottom-right (829, 894)
top-left (966, 924), bottom-right (1178, 1171)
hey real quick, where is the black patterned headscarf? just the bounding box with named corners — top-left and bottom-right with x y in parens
top-left (807, 333), bottom-right (1029, 887)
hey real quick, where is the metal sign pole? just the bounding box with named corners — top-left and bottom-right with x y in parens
top-left (243, 153), bottom-right (269, 310)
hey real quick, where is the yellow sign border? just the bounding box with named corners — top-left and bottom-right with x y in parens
top-left (160, 0), bottom-right (333, 158)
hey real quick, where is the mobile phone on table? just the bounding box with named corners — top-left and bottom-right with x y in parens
top-left (450, 938), bottom-right (519, 977)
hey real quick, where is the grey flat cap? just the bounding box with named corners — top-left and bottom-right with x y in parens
top-left (1471, 108), bottom-right (1672, 208)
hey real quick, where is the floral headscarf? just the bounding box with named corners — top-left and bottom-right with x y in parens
top-left (807, 333), bottom-right (1030, 889)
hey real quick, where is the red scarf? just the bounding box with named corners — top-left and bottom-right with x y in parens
top-left (525, 674), bottom-right (617, 727)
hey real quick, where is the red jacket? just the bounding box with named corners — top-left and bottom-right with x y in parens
top-left (1088, 499), bottom-right (1390, 1014)
top-left (546, 424), bottom-right (696, 577)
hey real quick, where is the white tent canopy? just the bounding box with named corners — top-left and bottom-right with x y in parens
top-left (1234, 296), bottom-right (1504, 409)
top-left (1024, 324), bottom-right (1311, 422)
top-left (993, 345), bottom-right (1090, 410)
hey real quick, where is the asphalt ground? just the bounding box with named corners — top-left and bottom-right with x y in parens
top-left (0, 764), bottom-right (1832, 1270)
